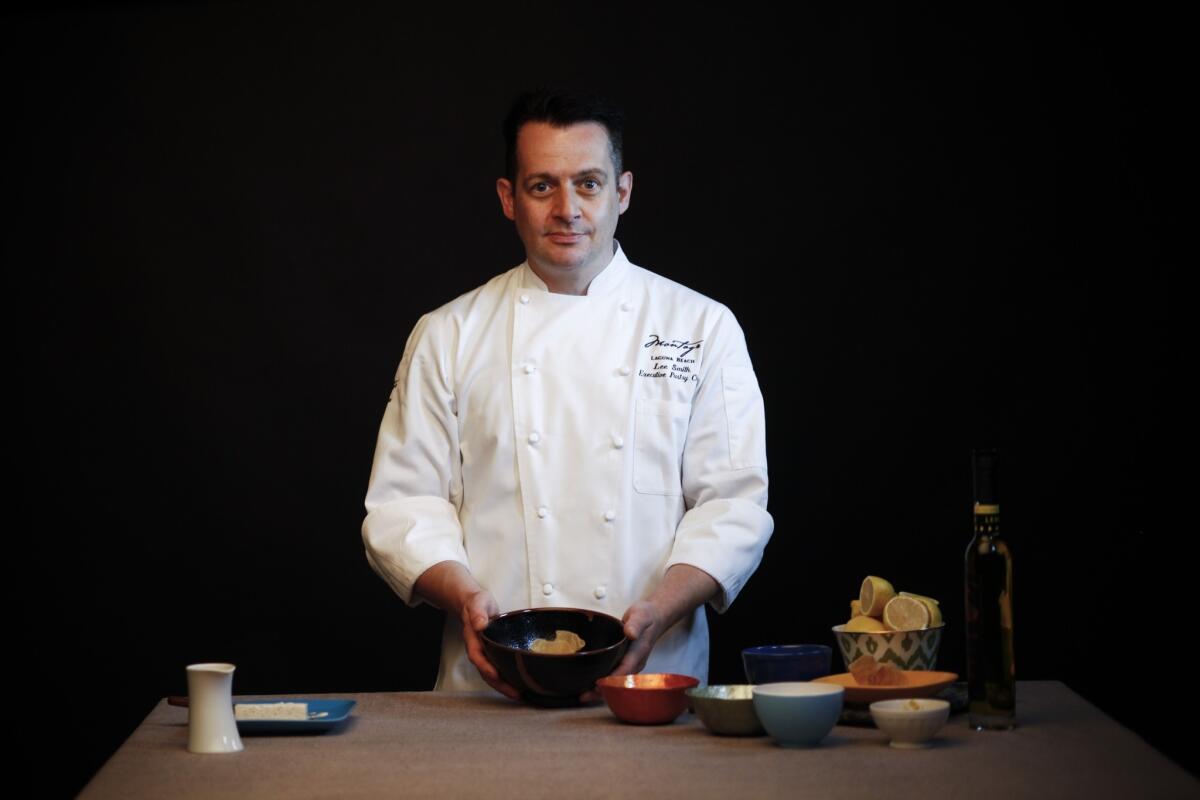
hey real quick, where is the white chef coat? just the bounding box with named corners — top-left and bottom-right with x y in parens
top-left (362, 244), bottom-right (773, 692)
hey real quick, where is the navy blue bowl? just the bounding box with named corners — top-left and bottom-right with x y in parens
top-left (742, 644), bottom-right (833, 684)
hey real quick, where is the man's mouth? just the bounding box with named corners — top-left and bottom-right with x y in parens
top-left (547, 232), bottom-right (586, 243)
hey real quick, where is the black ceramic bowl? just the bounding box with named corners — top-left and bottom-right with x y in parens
top-left (481, 607), bottom-right (629, 707)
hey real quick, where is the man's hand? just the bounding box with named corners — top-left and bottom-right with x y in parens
top-left (615, 600), bottom-right (666, 675)
top-left (414, 561), bottom-right (519, 700)
top-left (578, 600), bottom-right (665, 703)
top-left (460, 590), bottom-right (520, 700)
top-left (579, 564), bottom-right (720, 704)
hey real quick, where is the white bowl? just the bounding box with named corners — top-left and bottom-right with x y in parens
top-left (869, 698), bottom-right (950, 748)
top-left (752, 682), bottom-right (844, 747)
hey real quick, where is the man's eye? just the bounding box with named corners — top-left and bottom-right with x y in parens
top-left (581, 179), bottom-right (600, 191)
top-left (531, 182), bottom-right (551, 194)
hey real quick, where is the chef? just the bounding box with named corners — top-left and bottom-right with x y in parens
top-left (362, 89), bottom-right (773, 698)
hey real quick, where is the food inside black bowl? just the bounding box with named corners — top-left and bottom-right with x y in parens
top-left (481, 607), bottom-right (629, 707)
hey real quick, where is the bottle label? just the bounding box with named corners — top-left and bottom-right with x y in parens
top-left (974, 505), bottom-right (1000, 536)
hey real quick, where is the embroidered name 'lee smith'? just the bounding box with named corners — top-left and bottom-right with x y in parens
top-left (639, 334), bottom-right (703, 382)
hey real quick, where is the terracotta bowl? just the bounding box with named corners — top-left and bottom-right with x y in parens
top-left (481, 607), bottom-right (628, 707)
top-left (596, 673), bottom-right (700, 724)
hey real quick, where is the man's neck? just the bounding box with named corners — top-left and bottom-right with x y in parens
top-left (527, 243), bottom-right (617, 296)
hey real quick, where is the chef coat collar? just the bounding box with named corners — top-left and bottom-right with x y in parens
top-left (519, 241), bottom-right (631, 297)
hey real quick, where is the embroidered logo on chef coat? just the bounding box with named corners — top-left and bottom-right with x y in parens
top-left (639, 334), bottom-right (702, 384)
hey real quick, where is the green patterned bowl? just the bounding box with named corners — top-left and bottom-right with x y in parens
top-left (832, 624), bottom-right (944, 672)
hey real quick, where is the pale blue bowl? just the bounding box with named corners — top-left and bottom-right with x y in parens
top-left (752, 682), bottom-right (844, 747)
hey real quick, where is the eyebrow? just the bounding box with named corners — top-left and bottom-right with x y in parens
top-left (524, 168), bottom-right (608, 182)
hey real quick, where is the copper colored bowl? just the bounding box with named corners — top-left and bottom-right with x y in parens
top-left (596, 673), bottom-right (700, 724)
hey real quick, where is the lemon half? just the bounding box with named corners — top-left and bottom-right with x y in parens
top-left (859, 576), bottom-right (896, 618)
top-left (899, 592), bottom-right (943, 626)
top-left (844, 615), bottom-right (889, 633)
top-left (883, 596), bottom-right (930, 631)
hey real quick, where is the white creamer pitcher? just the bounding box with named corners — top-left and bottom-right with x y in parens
top-left (186, 663), bottom-right (244, 754)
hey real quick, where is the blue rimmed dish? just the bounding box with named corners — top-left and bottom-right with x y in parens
top-left (233, 699), bottom-right (356, 734)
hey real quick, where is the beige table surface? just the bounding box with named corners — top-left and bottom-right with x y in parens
top-left (80, 681), bottom-right (1196, 799)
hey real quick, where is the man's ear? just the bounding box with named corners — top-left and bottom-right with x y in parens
top-left (617, 171), bottom-right (633, 215)
top-left (496, 178), bottom-right (516, 221)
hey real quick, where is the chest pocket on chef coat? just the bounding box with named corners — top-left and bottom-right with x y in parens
top-left (633, 398), bottom-right (691, 496)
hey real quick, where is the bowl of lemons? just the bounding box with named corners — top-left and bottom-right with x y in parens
top-left (832, 576), bottom-right (944, 672)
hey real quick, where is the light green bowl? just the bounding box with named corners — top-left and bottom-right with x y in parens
top-left (685, 685), bottom-right (765, 736)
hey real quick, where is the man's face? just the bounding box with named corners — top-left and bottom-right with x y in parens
top-left (497, 121), bottom-right (633, 279)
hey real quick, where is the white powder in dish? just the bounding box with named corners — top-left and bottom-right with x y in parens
top-left (234, 702), bottom-right (310, 720)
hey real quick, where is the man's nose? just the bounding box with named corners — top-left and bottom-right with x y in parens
top-left (553, 189), bottom-right (580, 221)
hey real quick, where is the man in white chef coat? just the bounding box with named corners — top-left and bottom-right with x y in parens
top-left (362, 90), bottom-right (773, 699)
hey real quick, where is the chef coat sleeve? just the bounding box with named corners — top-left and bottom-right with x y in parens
top-left (361, 312), bottom-right (469, 607)
top-left (667, 306), bottom-right (773, 613)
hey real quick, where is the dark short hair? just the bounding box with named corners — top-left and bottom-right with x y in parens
top-left (502, 89), bottom-right (626, 182)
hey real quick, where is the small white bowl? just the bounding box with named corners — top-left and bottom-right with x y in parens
top-left (869, 698), bottom-right (950, 748)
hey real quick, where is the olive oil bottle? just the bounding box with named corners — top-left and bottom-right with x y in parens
top-left (965, 448), bottom-right (1015, 729)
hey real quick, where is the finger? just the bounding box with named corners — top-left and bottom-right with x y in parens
top-left (623, 611), bottom-right (651, 641)
top-left (484, 674), bottom-right (521, 701)
top-left (462, 624), bottom-right (500, 682)
top-left (467, 642), bottom-right (520, 700)
top-left (472, 648), bottom-right (519, 699)
top-left (470, 658), bottom-right (517, 700)
top-left (611, 653), bottom-right (641, 677)
top-left (466, 592), bottom-right (500, 631)
top-left (615, 633), bottom-right (655, 675)
top-left (465, 648), bottom-right (497, 681)
top-left (461, 622), bottom-right (521, 699)
top-left (578, 689), bottom-right (600, 704)
top-left (463, 600), bottom-right (489, 632)
top-left (465, 646), bottom-right (497, 681)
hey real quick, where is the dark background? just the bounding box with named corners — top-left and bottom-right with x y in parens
top-left (6, 4), bottom-right (1184, 796)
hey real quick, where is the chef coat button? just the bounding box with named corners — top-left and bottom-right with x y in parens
top-left (524, 363), bottom-right (537, 375)
top-left (543, 583), bottom-right (554, 596)
top-left (594, 585), bottom-right (607, 599)
top-left (612, 435), bottom-right (624, 449)
top-left (537, 506), bottom-right (548, 518)
top-left (604, 510), bottom-right (616, 522)
top-left (519, 294), bottom-right (530, 304)
top-left (619, 365), bottom-right (631, 376)
top-left (621, 301), bottom-right (633, 312)
top-left (528, 431), bottom-right (541, 445)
